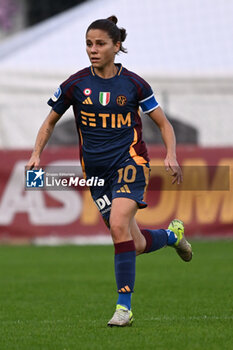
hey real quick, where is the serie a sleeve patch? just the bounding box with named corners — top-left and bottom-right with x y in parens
top-left (139, 94), bottom-right (159, 114)
top-left (47, 84), bottom-right (72, 115)
top-left (51, 86), bottom-right (62, 102)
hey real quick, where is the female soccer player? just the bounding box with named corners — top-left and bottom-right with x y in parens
top-left (27, 16), bottom-right (192, 327)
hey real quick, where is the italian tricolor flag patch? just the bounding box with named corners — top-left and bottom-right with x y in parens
top-left (99, 92), bottom-right (110, 106)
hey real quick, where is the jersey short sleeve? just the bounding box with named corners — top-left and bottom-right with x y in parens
top-left (124, 69), bottom-right (159, 114)
top-left (47, 84), bottom-right (72, 115)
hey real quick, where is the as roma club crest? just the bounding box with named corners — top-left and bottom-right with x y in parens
top-left (99, 92), bottom-right (110, 106)
top-left (116, 95), bottom-right (127, 106)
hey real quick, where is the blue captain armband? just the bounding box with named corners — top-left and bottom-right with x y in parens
top-left (139, 94), bottom-right (159, 114)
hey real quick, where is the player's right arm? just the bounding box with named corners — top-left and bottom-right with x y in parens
top-left (27, 109), bottom-right (61, 169)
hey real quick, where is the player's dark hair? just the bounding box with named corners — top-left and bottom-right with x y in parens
top-left (86, 15), bottom-right (127, 53)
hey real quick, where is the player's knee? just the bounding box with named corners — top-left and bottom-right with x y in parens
top-left (110, 221), bottom-right (130, 243)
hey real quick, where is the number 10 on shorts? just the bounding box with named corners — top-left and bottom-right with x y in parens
top-left (117, 165), bottom-right (136, 183)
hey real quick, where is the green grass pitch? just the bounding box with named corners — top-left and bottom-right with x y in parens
top-left (0, 241), bottom-right (232, 350)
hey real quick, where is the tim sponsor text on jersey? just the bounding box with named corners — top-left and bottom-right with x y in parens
top-left (80, 110), bottom-right (131, 128)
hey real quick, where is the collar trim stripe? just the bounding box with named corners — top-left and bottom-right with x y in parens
top-left (118, 64), bottom-right (123, 76)
top-left (91, 66), bottom-right (95, 76)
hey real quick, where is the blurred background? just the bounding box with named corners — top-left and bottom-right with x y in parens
top-left (0, 0), bottom-right (233, 244)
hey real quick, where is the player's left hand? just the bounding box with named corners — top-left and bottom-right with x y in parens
top-left (164, 156), bottom-right (183, 184)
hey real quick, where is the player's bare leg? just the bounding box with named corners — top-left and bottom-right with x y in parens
top-left (109, 197), bottom-right (137, 243)
top-left (129, 218), bottom-right (146, 255)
